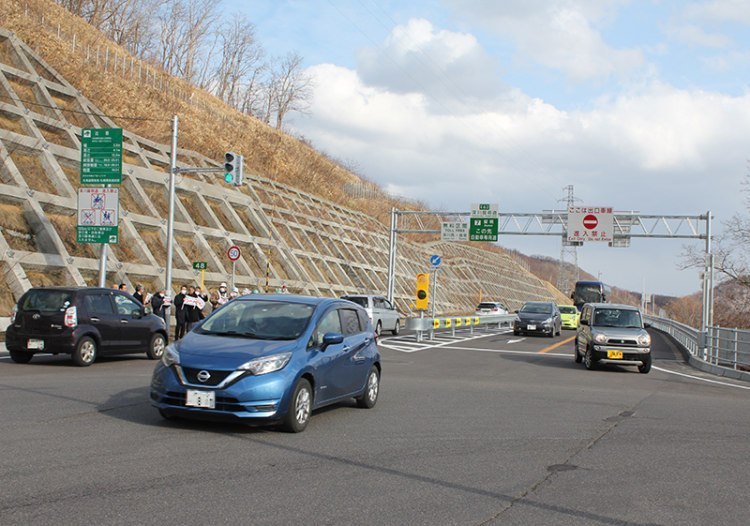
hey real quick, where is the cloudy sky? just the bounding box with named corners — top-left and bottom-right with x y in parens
top-left (231, 0), bottom-right (750, 297)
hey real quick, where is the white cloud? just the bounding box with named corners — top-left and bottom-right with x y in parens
top-left (665, 22), bottom-right (731, 48)
top-left (444, 0), bottom-right (644, 81)
top-left (357, 18), bottom-right (506, 109)
top-left (683, 0), bottom-right (750, 25)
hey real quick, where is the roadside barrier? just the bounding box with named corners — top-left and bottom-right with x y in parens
top-left (405, 314), bottom-right (516, 342)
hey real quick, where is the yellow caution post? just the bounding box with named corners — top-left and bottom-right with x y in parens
top-left (433, 319), bottom-right (440, 329)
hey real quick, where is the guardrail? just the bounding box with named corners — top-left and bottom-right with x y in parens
top-left (405, 314), bottom-right (516, 342)
top-left (644, 315), bottom-right (750, 380)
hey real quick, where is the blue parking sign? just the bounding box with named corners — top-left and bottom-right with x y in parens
top-left (430, 255), bottom-right (442, 267)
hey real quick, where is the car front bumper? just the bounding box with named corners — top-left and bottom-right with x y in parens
top-left (592, 345), bottom-right (650, 365)
top-left (150, 362), bottom-right (295, 422)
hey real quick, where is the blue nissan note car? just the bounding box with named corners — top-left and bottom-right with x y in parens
top-left (150, 295), bottom-right (381, 432)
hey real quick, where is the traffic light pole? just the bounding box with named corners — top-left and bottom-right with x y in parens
top-left (165, 114), bottom-right (244, 326)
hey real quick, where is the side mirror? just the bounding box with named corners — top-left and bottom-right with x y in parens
top-left (570, 292), bottom-right (575, 299)
top-left (644, 322), bottom-right (652, 329)
top-left (144, 305), bottom-right (153, 315)
top-left (580, 318), bottom-right (588, 326)
top-left (321, 332), bottom-right (344, 351)
top-left (132, 308), bottom-right (143, 318)
top-left (514, 309), bottom-right (519, 314)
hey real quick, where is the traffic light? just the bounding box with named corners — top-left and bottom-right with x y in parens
top-left (416, 273), bottom-right (430, 310)
top-left (224, 152), bottom-right (244, 186)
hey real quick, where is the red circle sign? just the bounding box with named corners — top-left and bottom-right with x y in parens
top-left (227, 245), bottom-right (241, 261)
top-left (583, 214), bottom-right (598, 230)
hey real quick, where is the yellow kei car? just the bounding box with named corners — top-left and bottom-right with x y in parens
top-left (558, 305), bottom-right (580, 329)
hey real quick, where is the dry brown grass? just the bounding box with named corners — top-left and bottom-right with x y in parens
top-left (0, 201), bottom-right (37, 251)
top-left (0, 109), bottom-right (28, 136)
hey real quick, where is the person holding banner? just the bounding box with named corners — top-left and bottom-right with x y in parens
top-left (185, 286), bottom-right (205, 331)
top-left (174, 285), bottom-right (188, 340)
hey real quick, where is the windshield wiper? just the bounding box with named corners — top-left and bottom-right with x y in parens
top-left (198, 330), bottom-right (261, 338)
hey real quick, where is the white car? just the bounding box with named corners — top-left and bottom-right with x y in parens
top-left (475, 302), bottom-right (509, 315)
top-left (341, 295), bottom-right (401, 336)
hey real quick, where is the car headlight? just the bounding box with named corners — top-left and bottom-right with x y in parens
top-left (638, 333), bottom-right (651, 346)
top-left (594, 333), bottom-right (607, 344)
top-left (162, 344), bottom-right (180, 367)
top-left (543, 317), bottom-right (552, 325)
top-left (239, 352), bottom-right (292, 375)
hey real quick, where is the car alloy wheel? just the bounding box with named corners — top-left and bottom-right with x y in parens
top-left (147, 334), bottom-right (166, 360)
top-left (357, 367), bottom-right (380, 409)
top-left (73, 337), bottom-right (97, 367)
top-left (282, 378), bottom-right (313, 433)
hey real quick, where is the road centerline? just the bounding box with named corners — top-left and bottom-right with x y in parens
top-left (538, 335), bottom-right (575, 354)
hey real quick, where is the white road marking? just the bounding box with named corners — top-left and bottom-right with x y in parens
top-left (507, 339), bottom-right (525, 344)
top-left (378, 329), bottom-right (511, 353)
top-left (652, 366), bottom-right (750, 391)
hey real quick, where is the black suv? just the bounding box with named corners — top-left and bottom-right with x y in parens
top-left (6, 287), bottom-right (168, 366)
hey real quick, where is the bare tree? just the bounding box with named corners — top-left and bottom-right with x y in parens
top-left (269, 52), bottom-right (313, 129)
top-left (209, 15), bottom-right (264, 106)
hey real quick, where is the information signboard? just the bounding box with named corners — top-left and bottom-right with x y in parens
top-left (76, 187), bottom-right (119, 244)
top-left (567, 206), bottom-right (614, 242)
top-left (80, 128), bottom-right (123, 185)
top-left (441, 221), bottom-right (469, 241)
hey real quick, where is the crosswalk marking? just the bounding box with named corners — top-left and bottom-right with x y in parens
top-left (378, 328), bottom-right (512, 353)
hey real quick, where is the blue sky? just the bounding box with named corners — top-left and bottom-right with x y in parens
top-left (227, 0), bottom-right (750, 297)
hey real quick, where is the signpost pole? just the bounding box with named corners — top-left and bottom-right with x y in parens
top-left (165, 115), bottom-right (178, 304)
top-left (200, 269), bottom-right (205, 290)
top-left (430, 267), bottom-right (439, 321)
top-left (98, 243), bottom-right (108, 287)
top-left (387, 208), bottom-right (398, 304)
top-left (231, 260), bottom-right (236, 291)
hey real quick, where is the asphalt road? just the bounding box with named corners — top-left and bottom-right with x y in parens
top-left (1, 329), bottom-right (749, 526)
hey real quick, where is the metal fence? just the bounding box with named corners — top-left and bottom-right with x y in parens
top-left (645, 315), bottom-right (750, 373)
top-left (405, 314), bottom-right (515, 342)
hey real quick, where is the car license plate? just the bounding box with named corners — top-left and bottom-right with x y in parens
top-left (527, 324), bottom-right (536, 330)
top-left (607, 350), bottom-right (624, 359)
top-left (185, 390), bottom-right (215, 409)
top-left (27, 339), bottom-right (44, 350)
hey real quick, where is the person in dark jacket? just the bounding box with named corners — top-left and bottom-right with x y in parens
top-left (151, 289), bottom-right (168, 327)
top-left (133, 284), bottom-right (145, 305)
top-left (186, 286), bottom-right (203, 330)
top-left (174, 285), bottom-right (188, 340)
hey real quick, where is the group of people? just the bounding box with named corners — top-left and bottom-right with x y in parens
top-left (110, 281), bottom-right (291, 339)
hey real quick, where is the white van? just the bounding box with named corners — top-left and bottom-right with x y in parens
top-left (341, 295), bottom-right (401, 336)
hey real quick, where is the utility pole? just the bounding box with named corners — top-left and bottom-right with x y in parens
top-left (557, 185), bottom-right (580, 295)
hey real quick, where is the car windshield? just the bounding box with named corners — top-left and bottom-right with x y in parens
top-left (21, 290), bottom-right (74, 312)
top-left (593, 309), bottom-right (642, 328)
top-left (196, 300), bottom-right (314, 340)
top-left (559, 306), bottom-right (577, 314)
top-left (342, 296), bottom-right (368, 308)
top-left (520, 303), bottom-right (552, 314)
top-left (477, 303), bottom-right (499, 309)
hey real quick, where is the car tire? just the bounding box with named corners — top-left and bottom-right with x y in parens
top-left (282, 378), bottom-right (312, 433)
top-left (9, 351), bottom-right (33, 364)
top-left (548, 329), bottom-right (554, 338)
top-left (375, 321), bottom-right (382, 337)
top-left (356, 366), bottom-right (380, 409)
top-left (574, 339), bottom-right (582, 363)
top-left (513, 329), bottom-right (519, 336)
top-left (147, 333), bottom-right (166, 360)
top-left (72, 336), bottom-right (97, 367)
top-left (584, 346), bottom-right (596, 370)
top-left (638, 354), bottom-right (652, 374)
top-left (391, 320), bottom-right (400, 336)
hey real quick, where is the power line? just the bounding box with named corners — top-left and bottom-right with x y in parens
top-left (0, 93), bottom-right (170, 122)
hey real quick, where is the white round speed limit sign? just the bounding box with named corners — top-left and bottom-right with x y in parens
top-left (227, 245), bottom-right (241, 261)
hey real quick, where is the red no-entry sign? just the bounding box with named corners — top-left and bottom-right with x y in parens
top-left (583, 214), bottom-right (598, 230)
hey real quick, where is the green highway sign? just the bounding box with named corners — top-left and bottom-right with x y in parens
top-left (76, 226), bottom-right (118, 244)
top-left (193, 261), bottom-right (208, 270)
top-left (80, 128), bottom-right (123, 185)
top-left (469, 217), bottom-right (498, 242)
